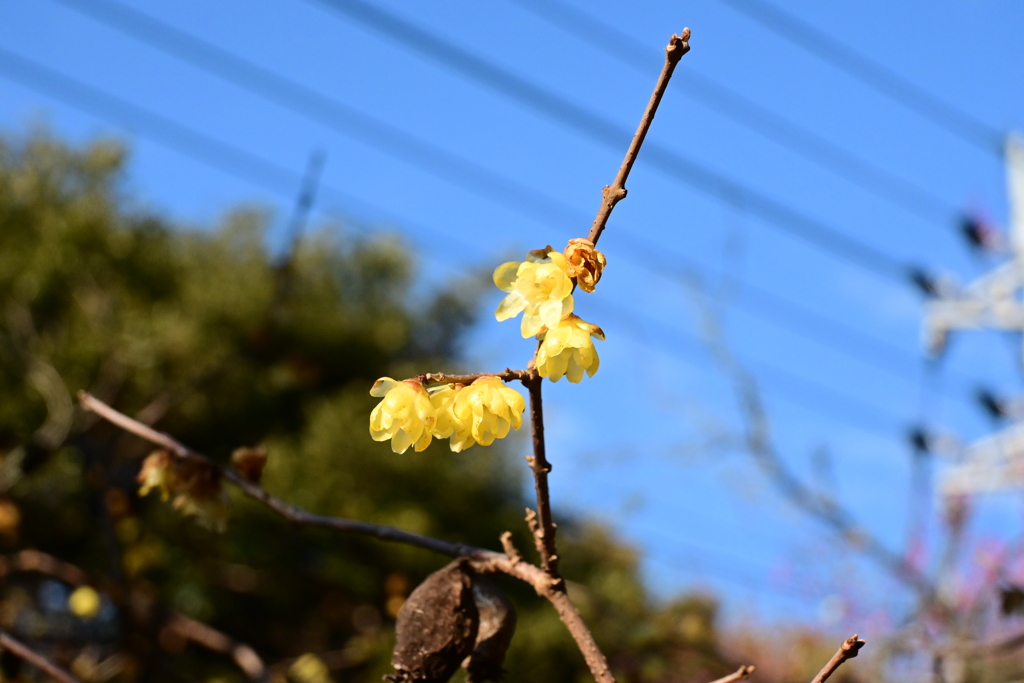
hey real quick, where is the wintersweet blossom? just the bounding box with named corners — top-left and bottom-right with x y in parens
top-left (535, 314), bottom-right (605, 383)
top-left (563, 238), bottom-right (607, 293)
top-left (428, 382), bottom-right (462, 442)
top-left (443, 376), bottom-right (525, 452)
top-left (369, 378), bottom-right (436, 453)
top-left (493, 248), bottom-right (574, 338)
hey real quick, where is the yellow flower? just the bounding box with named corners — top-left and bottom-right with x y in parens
top-left (370, 378), bottom-right (436, 453)
top-left (536, 314), bottom-right (605, 383)
top-left (428, 383), bottom-right (462, 440)
top-left (441, 377), bottom-right (525, 452)
top-left (563, 238), bottom-right (607, 293)
top-left (493, 248), bottom-right (574, 338)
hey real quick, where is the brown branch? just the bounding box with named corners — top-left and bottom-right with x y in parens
top-left (0, 630), bottom-right (83, 683)
top-left (0, 549), bottom-right (89, 586)
top-left (709, 665), bottom-right (756, 683)
top-left (165, 612), bottom-right (267, 682)
top-left (414, 368), bottom-right (531, 386)
top-left (810, 634), bottom-right (865, 683)
top-left (79, 392), bottom-right (614, 683)
top-left (523, 374), bottom-right (559, 577)
top-left (587, 28), bottom-right (690, 247)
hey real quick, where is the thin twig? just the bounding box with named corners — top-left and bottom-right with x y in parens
top-left (78, 392), bottom-right (613, 683)
top-left (414, 368), bottom-right (531, 386)
top-left (691, 284), bottom-right (937, 601)
top-left (709, 664), bottom-right (756, 683)
top-left (165, 612), bottom-right (267, 682)
top-left (0, 549), bottom-right (89, 585)
top-left (587, 28), bottom-right (690, 247)
top-left (0, 630), bottom-right (83, 683)
top-left (810, 634), bottom-right (865, 683)
top-left (524, 374), bottom-right (559, 577)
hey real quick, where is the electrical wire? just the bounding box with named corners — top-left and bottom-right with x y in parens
top-left (713, 0), bottom-right (1004, 154)
top-left (505, 0), bottom-right (959, 226)
top-left (41, 0), bottom-right (980, 399)
top-left (309, 0), bottom-right (918, 284)
top-left (0, 45), bottom-right (924, 440)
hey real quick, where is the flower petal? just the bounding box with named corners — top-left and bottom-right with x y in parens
top-left (495, 290), bottom-right (527, 322)
top-left (492, 261), bottom-right (521, 291)
top-left (370, 377), bottom-right (398, 397)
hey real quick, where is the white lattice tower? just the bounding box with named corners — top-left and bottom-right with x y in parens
top-left (923, 134), bottom-right (1024, 361)
top-left (926, 134), bottom-right (1024, 495)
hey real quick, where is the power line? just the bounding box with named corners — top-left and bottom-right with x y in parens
top-left (592, 297), bottom-right (909, 437)
top-left (0, 46), bottom-right (924, 441)
top-left (48, 0), bottom-right (582, 230)
top-left (41, 0), bottom-right (977, 399)
top-left (713, 0), bottom-right (1004, 154)
top-left (505, 0), bottom-right (958, 226)
top-left (309, 0), bottom-right (919, 284)
top-left (0, 47), bottom-right (483, 257)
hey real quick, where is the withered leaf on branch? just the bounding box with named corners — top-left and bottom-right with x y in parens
top-left (388, 559), bottom-right (479, 683)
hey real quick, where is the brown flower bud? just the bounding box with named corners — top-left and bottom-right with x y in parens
top-left (563, 238), bottom-right (607, 293)
top-left (230, 446), bottom-right (268, 484)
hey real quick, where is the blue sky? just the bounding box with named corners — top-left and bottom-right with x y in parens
top-left (3, 0), bottom-right (1024, 633)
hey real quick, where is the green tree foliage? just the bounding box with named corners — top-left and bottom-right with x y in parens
top-left (0, 131), bottom-right (741, 683)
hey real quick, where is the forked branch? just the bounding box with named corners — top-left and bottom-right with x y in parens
top-left (78, 27), bottom-right (694, 683)
top-left (78, 392), bottom-right (610, 683)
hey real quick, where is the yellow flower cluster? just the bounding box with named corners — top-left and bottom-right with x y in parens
top-left (370, 378), bottom-right (436, 453)
top-left (536, 315), bottom-right (605, 383)
top-left (494, 240), bottom-right (607, 383)
top-left (493, 248), bottom-right (575, 338)
top-left (369, 376), bottom-right (525, 453)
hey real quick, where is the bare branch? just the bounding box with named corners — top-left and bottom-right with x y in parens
top-left (587, 29), bottom-right (690, 246)
top-left (415, 369), bottom-right (531, 386)
top-left (0, 549), bottom-right (89, 585)
top-left (690, 287), bottom-right (936, 600)
top-left (78, 392), bottom-right (612, 682)
top-left (165, 612), bottom-right (267, 682)
top-left (524, 374), bottom-right (560, 578)
top-left (709, 665), bottom-right (756, 683)
top-left (0, 630), bottom-right (83, 683)
top-left (810, 634), bottom-right (865, 683)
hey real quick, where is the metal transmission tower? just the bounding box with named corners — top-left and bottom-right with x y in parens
top-left (923, 134), bottom-right (1024, 495)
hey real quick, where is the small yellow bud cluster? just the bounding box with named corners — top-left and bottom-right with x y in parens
top-left (494, 239), bottom-right (606, 383)
top-left (137, 450), bottom-right (230, 531)
top-left (370, 376), bottom-right (525, 454)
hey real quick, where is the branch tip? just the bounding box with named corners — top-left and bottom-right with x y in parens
top-left (708, 664), bottom-right (755, 683)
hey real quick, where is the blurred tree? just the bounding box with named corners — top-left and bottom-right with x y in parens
top-left (0, 131), bottom-right (760, 683)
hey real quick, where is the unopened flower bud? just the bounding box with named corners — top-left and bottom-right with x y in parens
top-left (563, 238), bottom-right (606, 293)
